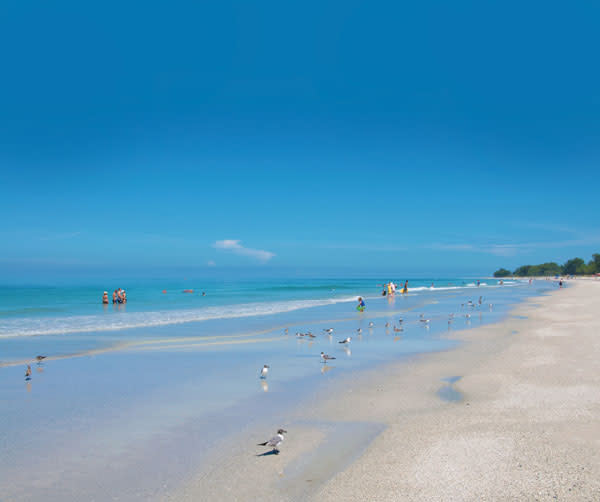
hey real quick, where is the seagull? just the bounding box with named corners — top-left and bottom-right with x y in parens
top-left (368, 322), bottom-right (374, 328)
top-left (465, 313), bottom-right (471, 319)
top-left (339, 337), bottom-right (351, 344)
top-left (306, 332), bottom-right (316, 338)
top-left (321, 352), bottom-right (336, 363)
top-left (356, 328), bottom-right (362, 334)
top-left (398, 318), bottom-right (403, 323)
top-left (419, 318), bottom-right (430, 323)
top-left (25, 365), bottom-right (32, 378)
top-left (323, 328), bottom-right (334, 334)
top-left (393, 325), bottom-right (403, 332)
top-left (296, 332), bottom-right (305, 338)
top-left (385, 322), bottom-right (390, 328)
top-left (284, 328), bottom-right (289, 335)
top-left (35, 355), bottom-right (46, 362)
top-left (489, 303), bottom-right (493, 309)
top-left (258, 429), bottom-right (287, 454)
top-left (260, 365), bottom-right (269, 379)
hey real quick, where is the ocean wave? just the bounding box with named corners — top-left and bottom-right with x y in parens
top-left (0, 296), bottom-right (359, 338)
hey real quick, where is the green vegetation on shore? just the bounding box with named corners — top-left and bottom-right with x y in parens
top-left (494, 253), bottom-right (600, 277)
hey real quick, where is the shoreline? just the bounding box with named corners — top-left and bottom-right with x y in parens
top-left (174, 280), bottom-right (600, 501)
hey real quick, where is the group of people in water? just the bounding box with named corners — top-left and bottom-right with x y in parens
top-left (102, 288), bottom-right (127, 304)
top-left (381, 280), bottom-right (409, 296)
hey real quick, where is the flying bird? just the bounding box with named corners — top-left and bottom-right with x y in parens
top-left (258, 429), bottom-right (287, 454)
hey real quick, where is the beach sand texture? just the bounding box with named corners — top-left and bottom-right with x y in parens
top-left (172, 280), bottom-right (600, 501)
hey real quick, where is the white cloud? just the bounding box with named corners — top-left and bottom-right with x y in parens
top-left (429, 235), bottom-right (600, 257)
top-left (213, 240), bottom-right (275, 262)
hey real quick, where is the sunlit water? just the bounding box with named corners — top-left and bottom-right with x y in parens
top-left (0, 278), bottom-right (555, 501)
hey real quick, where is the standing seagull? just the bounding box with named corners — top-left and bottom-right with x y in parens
top-left (25, 365), bottom-right (32, 379)
top-left (356, 328), bottom-right (362, 334)
top-left (258, 429), bottom-right (287, 454)
top-left (36, 355), bottom-right (46, 362)
top-left (320, 352), bottom-right (336, 363)
top-left (368, 322), bottom-right (374, 328)
top-left (323, 328), bottom-right (334, 334)
top-left (260, 365), bottom-right (269, 379)
top-left (338, 337), bottom-right (351, 344)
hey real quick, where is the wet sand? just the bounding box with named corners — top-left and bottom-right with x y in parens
top-left (173, 280), bottom-right (600, 501)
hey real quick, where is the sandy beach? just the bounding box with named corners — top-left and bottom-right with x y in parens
top-left (172, 280), bottom-right (600, 501)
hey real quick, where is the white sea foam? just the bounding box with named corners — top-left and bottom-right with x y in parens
top-left (0, 296), bottom-right (359, 338)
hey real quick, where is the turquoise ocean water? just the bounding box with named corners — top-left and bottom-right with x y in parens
top-left (0, 277), bottom-right (556, 501)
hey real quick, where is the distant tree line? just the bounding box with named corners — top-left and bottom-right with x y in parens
top-left (493, 253), bottom-right (600, 277)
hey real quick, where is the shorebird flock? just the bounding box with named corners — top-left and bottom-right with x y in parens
top-left (262, 296), bottom-right (493, 376)
top-left (257, 296), bottom-right (494, 455)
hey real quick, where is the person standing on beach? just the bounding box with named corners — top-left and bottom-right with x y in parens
top-left (102, 291), bottom-right (109, 304)
top-left (402, 280), bottom-right (408, 293)
top-left (112, 290), bottom-right (118, 304)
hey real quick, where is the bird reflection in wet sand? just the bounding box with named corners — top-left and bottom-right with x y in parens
top-left (260, 380), bottom-right (269, 392)
top-left (26, 381), bottom-right (32, 393)
top-left (394, 336), bottom-right (402, 342)
top-left (321, 364), bottom-right (334, 374)
top-left (343, 346), bottom-right (351, 357)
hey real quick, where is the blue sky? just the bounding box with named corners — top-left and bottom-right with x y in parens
top-left (1, 0), bottom-right (599, 279)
